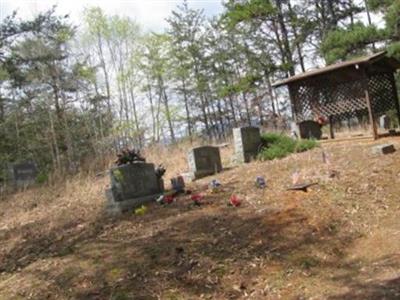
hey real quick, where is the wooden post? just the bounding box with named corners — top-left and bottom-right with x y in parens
top-left (363, 72), bottom-right (378, 139)
top-left (288, 84), bottom-right (297, 123)
top-left (329, 115), bottom-right (335, 139)
top-left (389, 72), bottom-right (400, 128)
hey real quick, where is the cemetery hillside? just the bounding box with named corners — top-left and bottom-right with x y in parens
top-left (1, 0), bottom-right (400, 299)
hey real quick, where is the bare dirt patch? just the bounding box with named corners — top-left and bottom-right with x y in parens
top-left (0, 138), bottom-right (400, 299)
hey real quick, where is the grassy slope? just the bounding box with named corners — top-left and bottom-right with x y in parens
top-left (0, 138), bottom-right (399, 299)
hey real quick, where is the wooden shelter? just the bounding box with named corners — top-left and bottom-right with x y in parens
top-left (273, 52), bottom-right (400, 139)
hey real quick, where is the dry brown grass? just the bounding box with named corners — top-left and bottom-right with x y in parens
top-left (144, 138), bottom-right (234, 185)
top-left (0, 137), bottom-right (400, 299)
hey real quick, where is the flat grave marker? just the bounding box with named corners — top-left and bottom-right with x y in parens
top-left (371, 144), bottom-right (396, 155)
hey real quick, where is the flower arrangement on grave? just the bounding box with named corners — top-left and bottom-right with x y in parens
top-left (115, 148), bottom-right (146, 166)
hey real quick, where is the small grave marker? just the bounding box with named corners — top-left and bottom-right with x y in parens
top-left (287, 182), bottom-right (318, 192)
top-left (171, 176), bottom-right (185, 192)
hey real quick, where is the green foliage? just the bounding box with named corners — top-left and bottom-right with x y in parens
top-left (388, 42), bottom-right (400, 60)
top-left (0, 8), bottom-right (113, 177)
top-left (296, 139), bottom-right (319, 153)
top-left (386, 109), bottom-right (399, 128)
top-left (36, 171), bottom-right (48, 184)
top-left (322, 23), bottom-right (383, 64)
top-left (223, 0), bottom-right (275, 28)
top-left (259, 143), bottom-right (292, 160)
top-left (258, 133), bottom-right (318, 161)
top-left (322, 1), bottom-right (400, 63)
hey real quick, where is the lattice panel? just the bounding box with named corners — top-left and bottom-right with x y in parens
top-left (368, 72), bottom-right (397, 117)
top-left (291, 78), bottom-right (369, 123)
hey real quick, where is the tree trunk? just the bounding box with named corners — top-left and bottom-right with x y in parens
top-left (48, 109), bottom-right (61, 171)
top-left (266, 73), bottom-right (279, 116)
top-left (287, 1), bottom-right (306, 72)
top-left (216, 98), bottom-right (226, 138)
top-left (128, 79), bottom-right (142, 148)
top-left (242, 92), bottom-right (252, 126)
top-left (181, 77), bottom-right (192, 138)
top-left (146, 81), bottom-right (157, 142)
top-left (97, 33), bottom-right (112, 119)
top-left (160, 77), bottom-right (175, 143)
top-left (155, 92), bottom-right (162, 142)
top-left (275, 0), bottom-right (295, 76)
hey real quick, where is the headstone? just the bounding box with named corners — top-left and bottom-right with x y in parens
top-left (233, 127), bottom-right (262, 163)
top-left (298, 120), bottom-right (322, 140)
top-left (8, 161), bottom-right (38, 188)
top-left (188, 146), bottom-right (222, 179)
top-left (371, 144), bottom-right (396, 155)
top-left (379, 115), bottom-right (391, 130)
top-left (105, 163), bottom-right (164, 214)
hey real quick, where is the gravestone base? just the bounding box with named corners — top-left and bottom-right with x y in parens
top-left (233, 127), bottom-right (261, 163)
top-left (190, 170), bottom-right (217, 180)
top-left (105, 163), bottom-right (164, 214)
top-left (188, 146), bottom-right (222, 180)
top-left (106, 189), bottom-right (162, 214)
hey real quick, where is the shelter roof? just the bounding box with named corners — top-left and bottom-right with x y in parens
top-left (273, 51), bottom-right (400, 88)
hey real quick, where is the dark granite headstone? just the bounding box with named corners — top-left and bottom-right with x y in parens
top-left (298, 120), bottom-right (322, 140)
top-left (188, 146), bottom-right (222, 179)
top-left (105, 163), bottom-right (163, 214)
top-left (9, 161), bottom-right (38, 188)
top-left (233, 127), bottom-right (262, 163)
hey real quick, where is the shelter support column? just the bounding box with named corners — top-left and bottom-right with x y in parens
top-left (389, 73), bottom-right (400, 127)
top-left (329, 116), bottom-right (335, 139)
top-left (363, 72), bottom-right (378, 140)
top-left (288, 84), bottom-right (297, 123)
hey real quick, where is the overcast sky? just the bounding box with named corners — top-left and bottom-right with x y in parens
top-left (0, 0), bottom-right (224, 32)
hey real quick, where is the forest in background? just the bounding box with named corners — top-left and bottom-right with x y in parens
top-left (0, 0), bottom-right (399, 180)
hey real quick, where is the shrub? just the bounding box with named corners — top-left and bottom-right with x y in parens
top-left (296, 139), bottom-right (318, 153)
top-left (260, 132), bottom-right (283, 145)
top-left (36, 171), bottom-right (49, 184)
top-left (258, 133), bottom-right (318, 161)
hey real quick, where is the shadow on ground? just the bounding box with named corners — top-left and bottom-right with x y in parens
top-left (1, 202), bottom-right (352, 299)
top-left (1, 192), bottom-right (399, 299)
top-left (328, 254), bottom-right (400, 300)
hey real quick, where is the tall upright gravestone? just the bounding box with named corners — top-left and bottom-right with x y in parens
top-left (8, 161), bottom-right (38, 188)
top-left (188, 146), bottom-right (222, 179)
top-left (105, 163), bottom-right (164, 214)
top-left (233, 127), bottom-right (262, 163)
